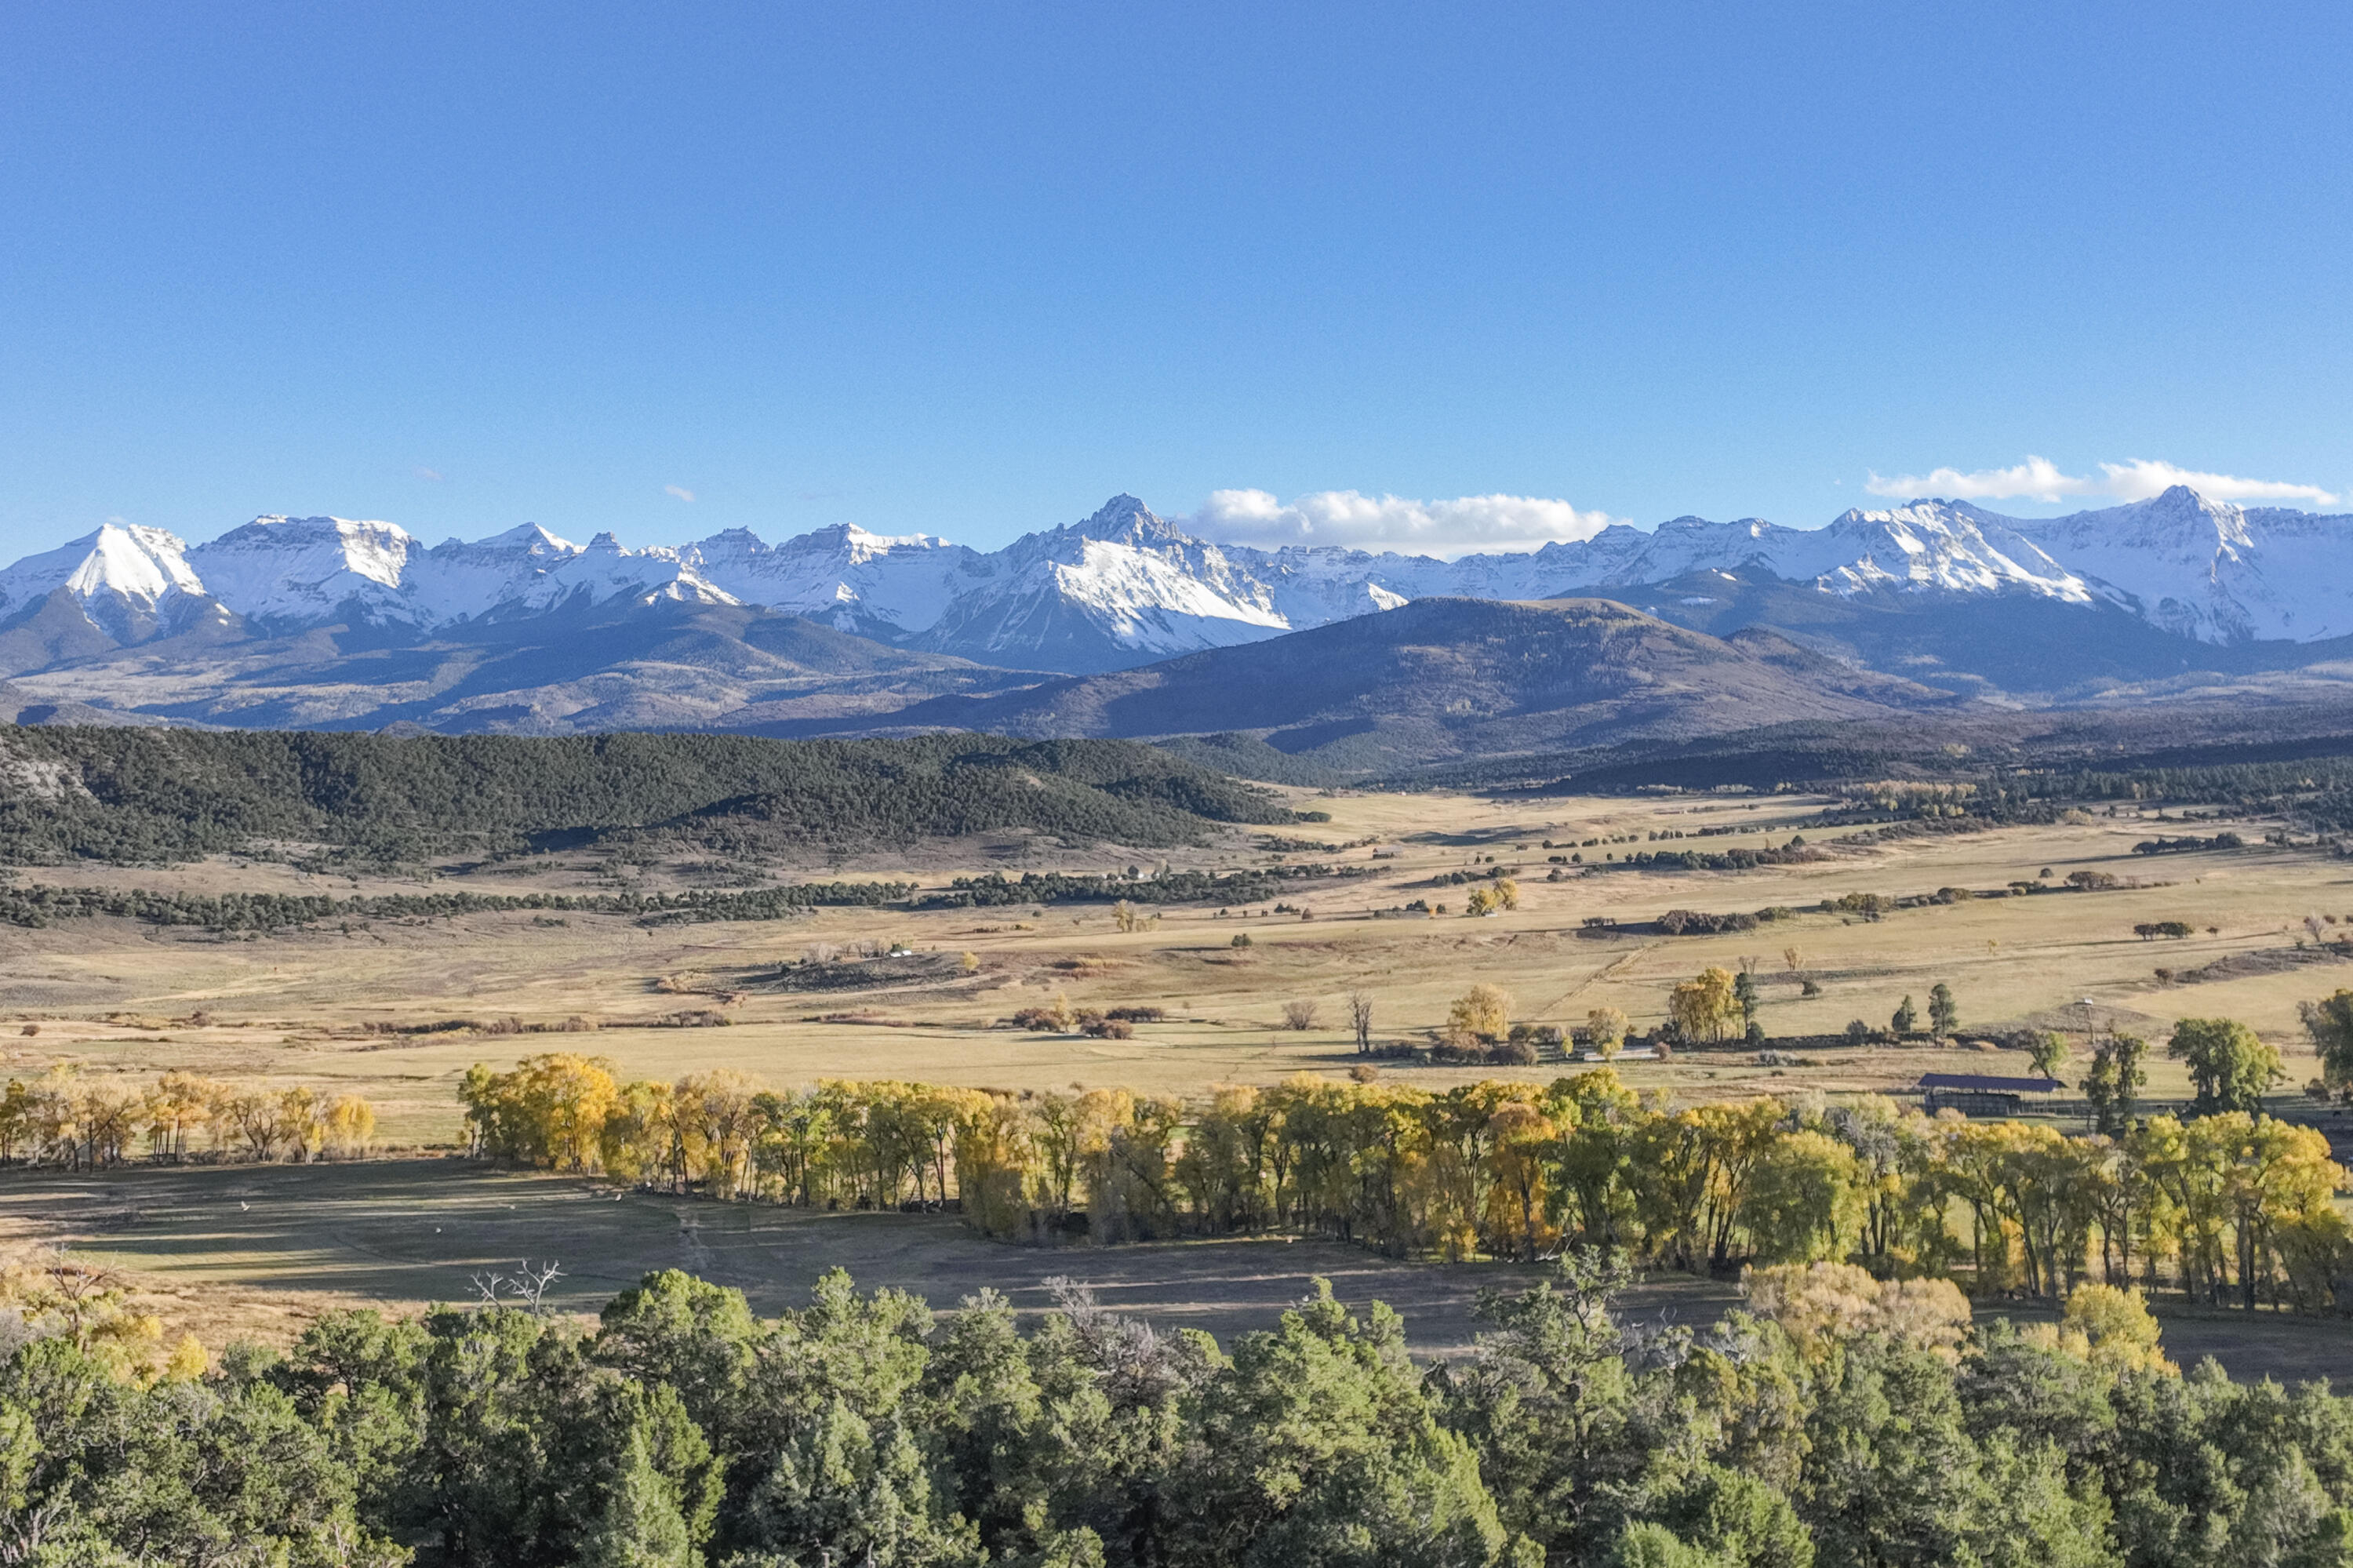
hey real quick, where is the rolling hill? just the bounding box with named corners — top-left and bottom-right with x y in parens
top-left (792, 596), bottom-right (1955, 772)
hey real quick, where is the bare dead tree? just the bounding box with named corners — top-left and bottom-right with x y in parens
top-left (1281, 999), bottom-right (1318, 1031)
top-left (1347, 991), bottom-right (1375, 1054)
top-left (467, 1259), bottom-right (564, 1312)
top-left (1045, 1275), bottom-right (1207, 1406)
top-left (507, 1259), bottom-right (565, 1312)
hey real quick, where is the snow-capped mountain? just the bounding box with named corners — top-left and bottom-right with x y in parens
top-left (0, 523), bottom-right (226, 643)
top-left (186, 515), bottom-right (419, 628)
top-left (6, 486), bottom-right (2353, 692)
top-left (1999, 487), bottom-right (2331, 643)
top-left (908, 497), bottom-right (1293, 668)
top-left (689, 523), bottom-right (975, 641)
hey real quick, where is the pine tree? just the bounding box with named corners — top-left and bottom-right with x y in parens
top-left (1928, 982), bottom-right (1958, 1036)
top-left (578, 1427), bottom-right (695, 1568)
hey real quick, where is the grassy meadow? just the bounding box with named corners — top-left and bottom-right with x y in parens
top-left (6, 782), bottom-right (2353, 1373)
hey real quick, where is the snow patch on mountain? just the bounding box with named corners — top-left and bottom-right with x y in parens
top-left (405, 522), bottom-right (586, 623)
top-left (1800, 502), bottom-right (2091, 600)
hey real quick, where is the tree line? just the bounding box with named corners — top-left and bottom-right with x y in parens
top-left (460, 1003), bottom-right (2353, 1313)
top-left (6, 1242), bottom-right (2348, 1566)
top-left (0, 1068), bottom-right (376, 1166)
top-left (0, 879), bottom-right (918, 933)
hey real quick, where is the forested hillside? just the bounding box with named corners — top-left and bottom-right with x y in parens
top-left (0, 727), bottom-right (1293, 863)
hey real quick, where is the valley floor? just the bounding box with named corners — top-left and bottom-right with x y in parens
top-left (4, 786), bottom-right (2348, 1139)
top-left (6, 784), bottom-right (2353, 1370)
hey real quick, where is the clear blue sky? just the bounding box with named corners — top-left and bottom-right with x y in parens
top-left (3, 2), bottom-right (2349, 559)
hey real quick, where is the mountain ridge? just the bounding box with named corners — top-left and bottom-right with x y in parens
top-left (5, 485), bottom-right (2353, 741)
top-left (13, 484), bottom-right (2352, 678)
top-left (771, 595), bottom-right (1959, 773)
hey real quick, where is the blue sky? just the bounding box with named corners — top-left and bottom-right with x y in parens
top-left (2, 2), bottom-right (2349, 559)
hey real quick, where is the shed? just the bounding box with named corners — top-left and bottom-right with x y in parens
top-left (1918, 1072), bottom-right (2065, 1118)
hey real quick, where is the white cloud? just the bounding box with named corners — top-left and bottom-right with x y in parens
top-left (2093, 459), bottom-right (2337, 506)
top-left (664, 484), bottom-right (696, 503)
top-left (1864, 456), bottom-right (2097, 504)
top-left (413, 466), bottom-right (445, 482)
top-left (1184, 488), bottom-right (1624, 558)
top-left (1867, 454), bottom-right (2337, 508)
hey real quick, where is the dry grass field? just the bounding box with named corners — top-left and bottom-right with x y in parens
top-left (5, 786), bottom-right (2348, 1138)
top-left (7, 782), bottom-right (2353, 1376)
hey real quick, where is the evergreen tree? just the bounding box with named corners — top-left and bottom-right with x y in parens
top-left (578, 1425), bottom-right (696, 1568)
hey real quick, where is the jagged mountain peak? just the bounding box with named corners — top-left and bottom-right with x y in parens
top-left (1059, 493), bottom-right (1187, 547)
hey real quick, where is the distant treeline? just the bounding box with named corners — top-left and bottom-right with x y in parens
top-left (0, 867), bottom-right (1374, 934)
top-left (1592, 840), bottom-right (1819, 872)
top-left (0, 727), bottom-right (1294, 864)
top-left (1405, 713), bottom-right (2353, 831)
top-left (2133, 831), bottom-right (2247, 854)
top-left (922, 865), bottom-right (1351, 908)
top-left (0, 880), bottom-right (914, 933)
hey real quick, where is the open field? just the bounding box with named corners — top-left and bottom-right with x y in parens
top-left (5, 786), bottom-right (2351, 1142)
top-left (9, 1158), bottom-right (2349, 1387)
top-left (8, 783), bottom-right (2353, 1370)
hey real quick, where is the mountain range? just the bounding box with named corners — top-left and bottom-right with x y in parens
top-left (4, 487), bottom-right (2352, 762)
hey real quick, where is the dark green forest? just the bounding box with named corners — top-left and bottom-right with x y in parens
top-left (13, 1253), bottom-right (2351, 1568)
top-left (0, 879), bottom-right (918, 933)
top-left (0, 728), bottom-right (1294, 864)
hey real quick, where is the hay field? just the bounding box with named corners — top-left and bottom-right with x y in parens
top-left (5, 787), bottom-right (2348, 1141)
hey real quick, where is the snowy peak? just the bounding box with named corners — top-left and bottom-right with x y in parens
top-left (1997, 485), bottom-right (2353, 642)
top-left (407, 522), bottom-right (586, 623)
top-left (465, 522), bottom-right (582, 555)
top-left (524, 534), bottom-right (738, 613)
top-left (683, 522), bottom-right (973, 639)
top-left (0, 523), bottom-right (201, 606)
top-left (0, 523), bottom-right (216, 642)
top-left (1807, 500), bottom-right (2090, 601)
top-left (1065, 493), bottom-right (1186, 547)
top-left (188, 515), bottom-right (420, 627)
